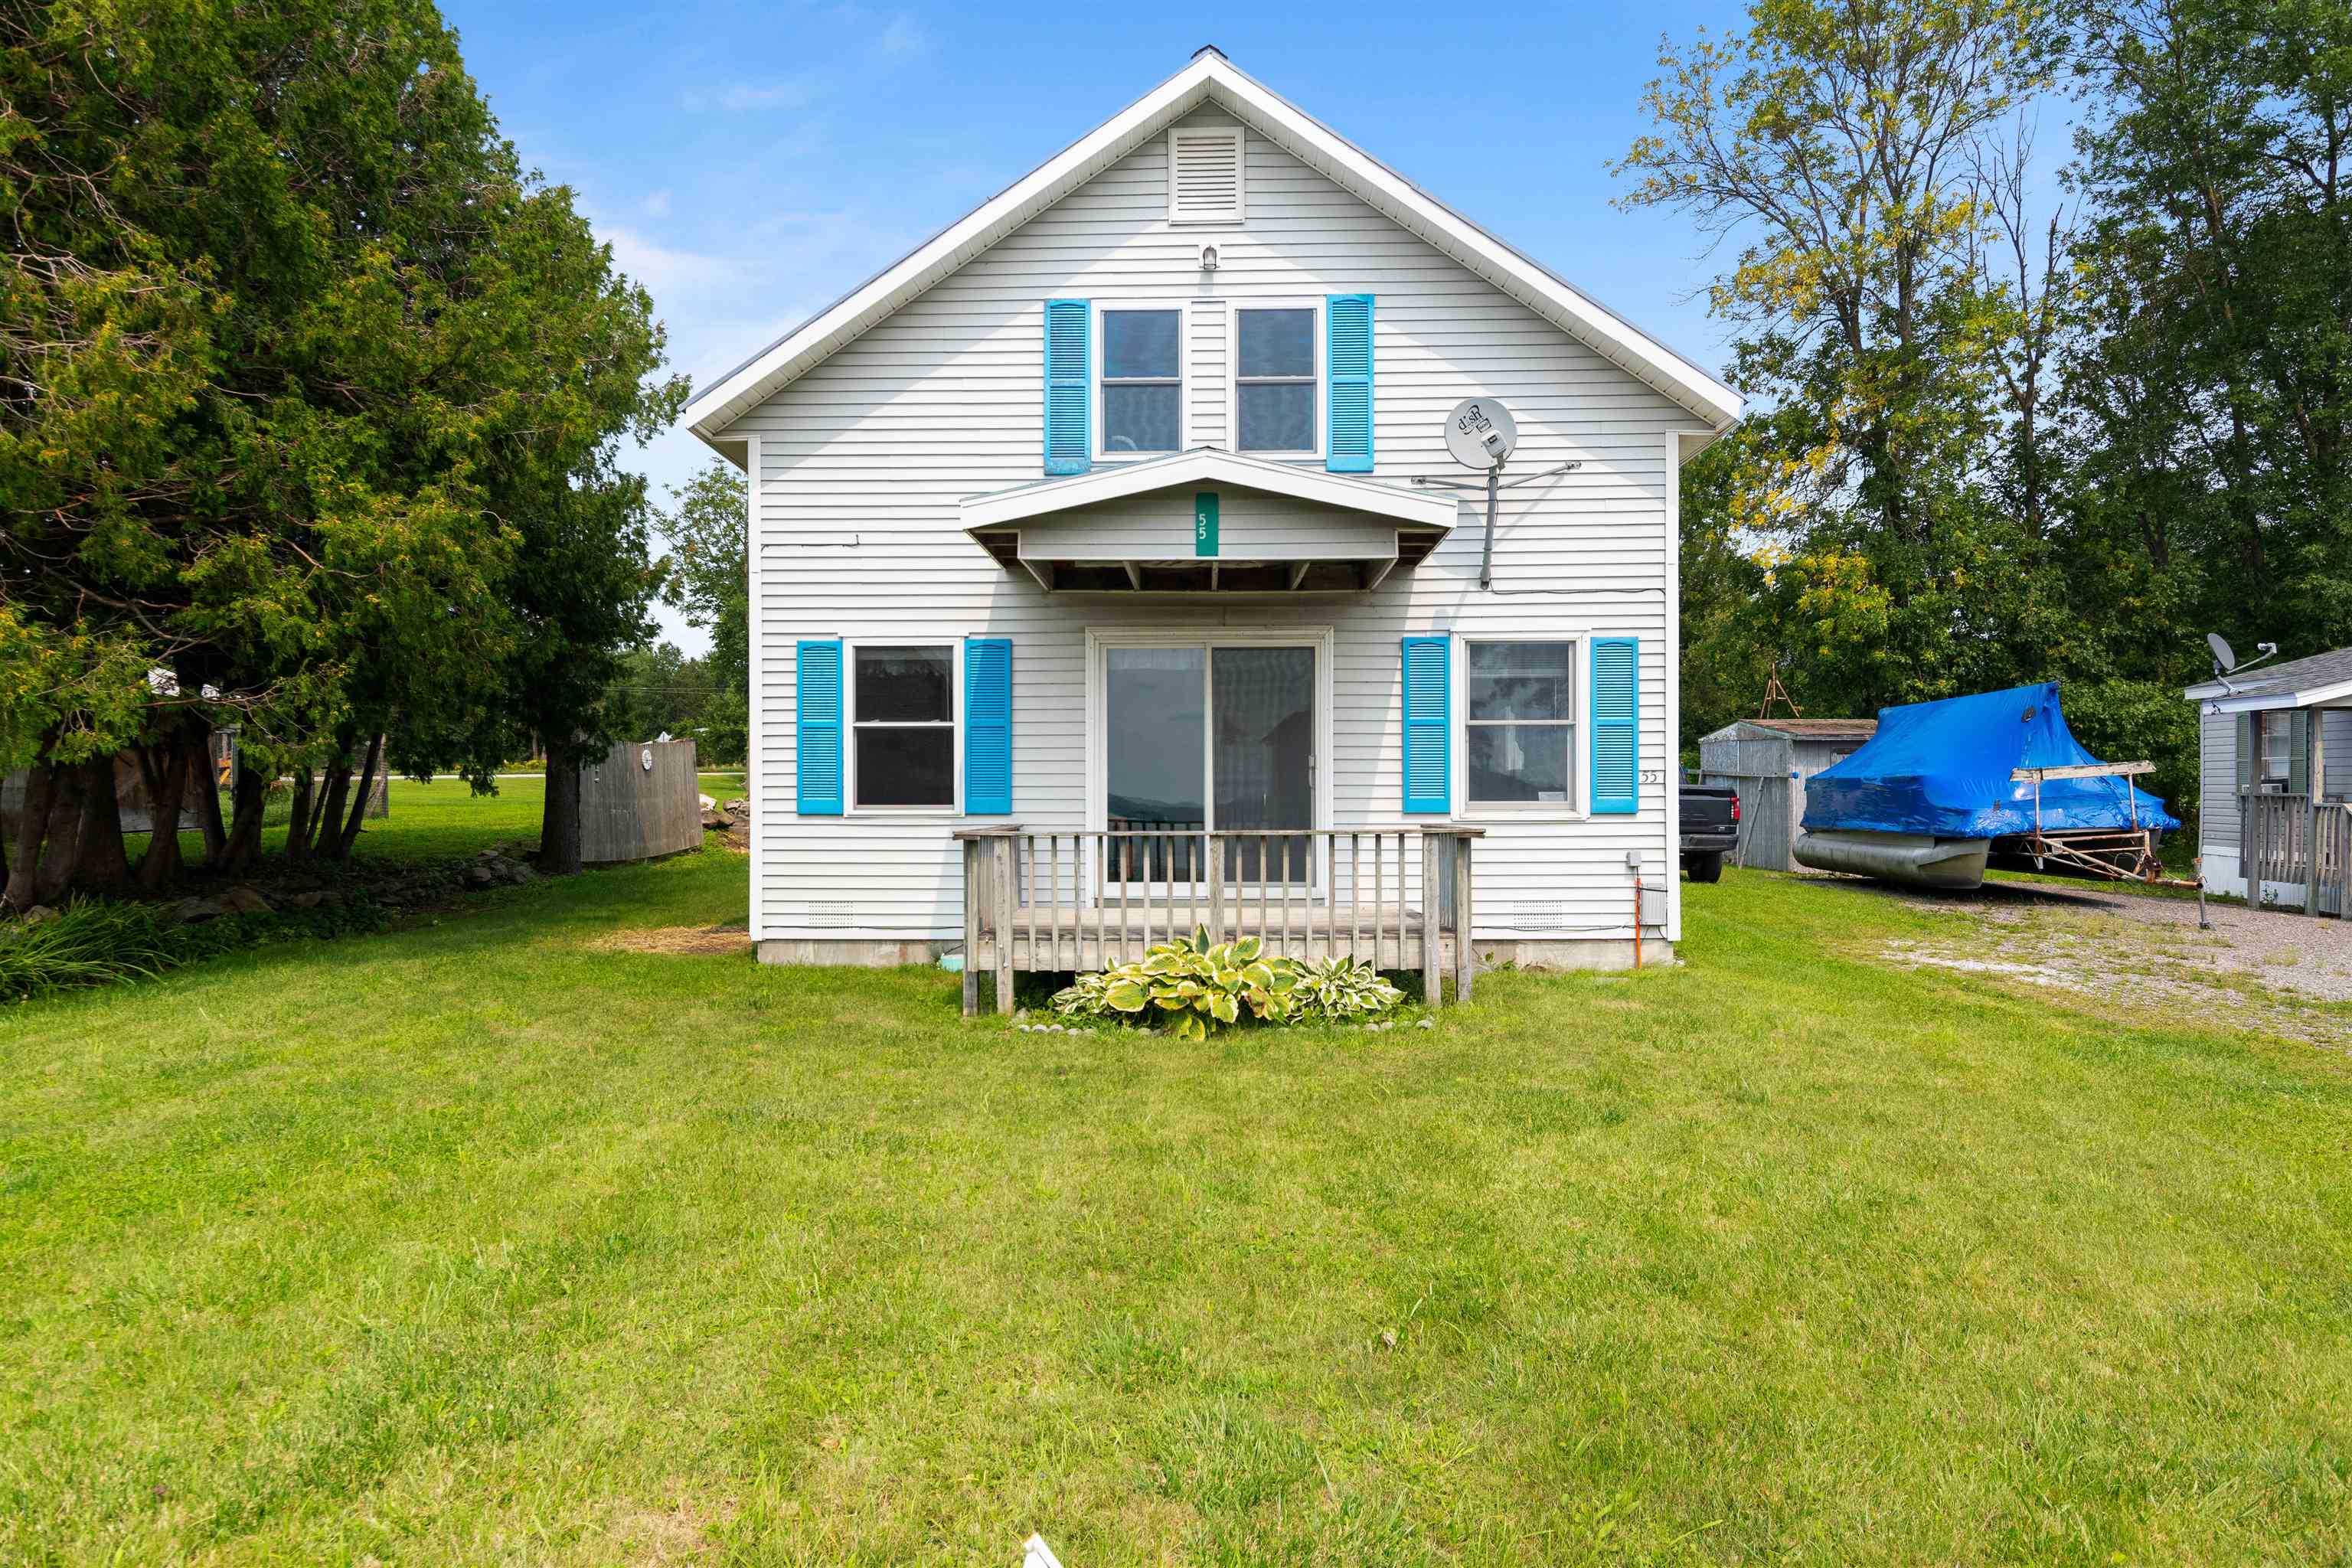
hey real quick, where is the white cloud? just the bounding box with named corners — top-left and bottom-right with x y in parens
top-left (602, 225), bottom-right (743, 297)
top-left (644, 188), bottom-right (671, 216)
top-left (874, 12), bottom-right (928, 57)
top-left (684, 77), bottom-right (818, 113)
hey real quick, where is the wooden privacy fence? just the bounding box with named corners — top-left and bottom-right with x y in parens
top-left (580, 740), bottom-right (701, 864)
top-left (952, 826), bottom-right (1484, 1015)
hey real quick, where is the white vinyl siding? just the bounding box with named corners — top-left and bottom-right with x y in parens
top-left (733, 106), bottom-right (1685, 945)
top-left (1014, 492), bottom-right (1398, 562)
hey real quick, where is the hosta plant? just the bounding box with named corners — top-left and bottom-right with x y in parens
top-left (1051, 927), bottom-right (1298, 1039)
top-left (1286, 955), bottom-right (1406, 1023)
top-left (1048, 929), bottom-right (1407, 1037)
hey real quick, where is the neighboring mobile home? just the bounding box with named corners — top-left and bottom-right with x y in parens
top-left (682, 48), bottom-right (1741, 1004)
top-left (2186, 647), bottom-right (2352, 911)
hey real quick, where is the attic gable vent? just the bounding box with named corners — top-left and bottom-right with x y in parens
top-left (1168, 126), bottom-right (1244, 225)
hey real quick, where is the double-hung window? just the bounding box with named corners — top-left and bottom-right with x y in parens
top-left (2259, 711), bottom-right (2295, 785)
top-left (852, 644), bottom-right (956, 809)
top-left (1099, 308), bottom-right (1181, 456)
top-left (1234, 305), bottom-right (1318, 456)
top-left (1465, 641), bottom-right (1576, 805)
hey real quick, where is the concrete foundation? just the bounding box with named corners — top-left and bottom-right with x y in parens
top-left (757, 939), bottom-right (951, 967)
top-left (756, 936), bottom-right (1672, 972)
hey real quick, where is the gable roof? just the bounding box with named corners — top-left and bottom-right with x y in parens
top-left (2183, 645), bottom-right (2352, 710)
top-left (959, 448), bottom-right (1459, 532)
top-left (684, 48), bottom-right (1741, 446)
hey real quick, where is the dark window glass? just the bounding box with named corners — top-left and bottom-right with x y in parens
top-left (855, 645), bottom-right (952, 722)
top-left (1237, 309), bottom-right (1314, 377)
top-left (1103, 383), bottom-right (1181, 453)
top-left (1467, 725), bottom-right (1570, 803)
top-left (857, 728), bottom-right (954, 806)
top-left (1467, 642), bottom-right (1574, 721)
top-left (1102, 310), bottom-right (1180, 378)
top-left (1238, 382), bottom-right (1315, 452)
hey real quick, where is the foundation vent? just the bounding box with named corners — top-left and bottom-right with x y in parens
top-left (1514, 900), bottom-right (1568, 932)
top-left (804, 901), bottom-right (854, 929)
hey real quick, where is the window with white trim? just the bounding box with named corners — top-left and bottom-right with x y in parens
top-left (2260, 710), bottom-right (2295, 782)
top-left (1465, 640), bottom-right (1576, 805)
top-left (1099, 309), bottom-right (1181, 456)
top-left (853, 645), bottom-right (955, 808)
top-left (1236, 306), bottom-right (1318, 455)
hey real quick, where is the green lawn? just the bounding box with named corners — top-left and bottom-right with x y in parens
top-left (3, 836), bottom-right (2348, 1563)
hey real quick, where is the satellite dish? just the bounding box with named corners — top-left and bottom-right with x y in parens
top-left (1445, 397), bottom-right (1517, 471)
top-left (2207, 632), bottom-right (2238, 673)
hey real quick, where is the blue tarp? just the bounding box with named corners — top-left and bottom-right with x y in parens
top-left (1802, 683), bottom-right (2181, 839)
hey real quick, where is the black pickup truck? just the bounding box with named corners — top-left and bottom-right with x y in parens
top-left (1681, 781), bottom-right (1739, 883)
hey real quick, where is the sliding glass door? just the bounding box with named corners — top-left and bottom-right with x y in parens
top-left (1103, 641), bottom-right (1315, 887)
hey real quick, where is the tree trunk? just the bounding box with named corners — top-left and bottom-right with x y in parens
top-left (283, 767), bottom-right (315, 867)
top-left (335, 733), bottom-right (384, 859)
top-left (32, 760), bottom-right (87, 904)
top-left (220, 760), bottom-right (268, 872)
top-left (71, 756), bottom-right (130, 895)
top-left (135, 737), bottom-right (188, 889)
top-left (4, 761), bottom-right (57, 910)
top-left (311, 760), bottom-right (351, 861)
top-left (196, 736), bottom-right (228, 864)
top-left (541, 743), bottom-right (584, 876)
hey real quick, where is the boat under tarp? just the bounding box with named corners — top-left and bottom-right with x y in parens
top-left (1793, 682), bottom-right (2180, 890)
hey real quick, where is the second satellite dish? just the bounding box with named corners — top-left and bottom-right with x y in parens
top-left (1446, 397), bottom-right (1517, 470)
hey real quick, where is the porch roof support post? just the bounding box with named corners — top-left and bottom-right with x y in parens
top-left (955, 825), bottom-right (1022, 1014)
top-left (1420, 833), bottom-right (1443, 1008)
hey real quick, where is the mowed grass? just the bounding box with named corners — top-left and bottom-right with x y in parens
top-left (2, 841), bottom-right (2349, 1563)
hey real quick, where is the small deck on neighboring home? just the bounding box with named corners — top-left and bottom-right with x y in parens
top-left (2240, 792), bottom-right (2352, 915)
top-left (953, 827), bottom-right (1483, 1014)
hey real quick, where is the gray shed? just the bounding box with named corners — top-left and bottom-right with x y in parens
top-left (1698, 717), bottom-right (1878, 871)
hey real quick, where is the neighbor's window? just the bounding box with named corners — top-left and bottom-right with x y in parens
top-left (1466, 641), bottom-right (1575, 805)
top-left (1236, 307), bottom-right (1316, 453)
top-left (1101, 309), bottom-right (1181, 455)
top-left (2260, 711), bottom-right (2295, 782)
top-left (854, 645), bottom-right (954, 808)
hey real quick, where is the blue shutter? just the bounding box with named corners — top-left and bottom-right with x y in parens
top-left (1327, 294), bottom-right (1374, 473)
top-left (964, 637), bottom-right (1013, 815)
top-left (1044, 299), bottom-right (1090, 475)
top-left (1590, 637), bottom-right (1639, 815)
top-left (796, 639), bottom-right (843, 815)
top-left (1401, 635), bottom-right (1449, 814)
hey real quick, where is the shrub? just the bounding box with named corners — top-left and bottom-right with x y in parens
top-left (1049, 928), bottom-right (1405, 1037)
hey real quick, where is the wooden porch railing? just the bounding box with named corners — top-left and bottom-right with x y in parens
top-left (2242, 792), bottom-right (2352, 915)
top-left (952, 826), bottom-right (1483, 1015)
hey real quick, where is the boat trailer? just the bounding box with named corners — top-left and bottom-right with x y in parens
top-left (2005, 762), bottom-right (2197, 887)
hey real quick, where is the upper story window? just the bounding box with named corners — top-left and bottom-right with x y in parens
top-left (853, 644), bottom-right (955, 808)
top-left (1099, 308), bottom-right (1181, 456)
top-left (1236, 305), bottom-right (1318, 456)
top-left (1168, 126), bottom-right (1245, 225)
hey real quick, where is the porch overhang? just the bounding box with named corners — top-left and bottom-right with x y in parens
top-left (960, 449), bottom-right (1458, 595)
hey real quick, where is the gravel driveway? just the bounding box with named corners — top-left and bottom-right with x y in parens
top-left (1799, 872), bottom-right (2352, 1049)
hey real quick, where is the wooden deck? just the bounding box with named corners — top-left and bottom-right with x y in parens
top-left (955, 826), bottom-right (1482, 1014)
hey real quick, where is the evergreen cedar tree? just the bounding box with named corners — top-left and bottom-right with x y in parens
top-left (0, 0), bottom-right (681, 901)
top-left (1625, 0), bottom-right (2350, 832)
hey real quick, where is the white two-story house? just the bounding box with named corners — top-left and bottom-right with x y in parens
top-left (682, 48), bottom-right (1740, 1008)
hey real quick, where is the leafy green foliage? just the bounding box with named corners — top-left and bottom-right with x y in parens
top-left (655, 463), bottom-right (749, 765)
top-left (1050, 928), bottom-right (1403, 1036)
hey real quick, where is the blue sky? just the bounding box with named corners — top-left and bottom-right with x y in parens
top-left (445, 1), bottom-right (1752, 649)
